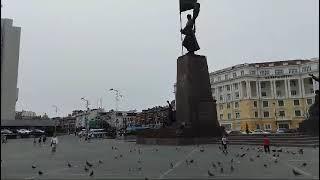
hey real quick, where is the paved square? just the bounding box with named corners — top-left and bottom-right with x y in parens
top-left (1, 135), bottom-right (319, 179)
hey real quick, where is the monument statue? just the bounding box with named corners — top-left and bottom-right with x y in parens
top-left (180, 3), bottom-right (200, 54)
top-left (299, 74), bottom-right (319, 136)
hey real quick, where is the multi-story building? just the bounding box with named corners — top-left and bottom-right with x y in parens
top-left (209, 58), bottom-right (319, 132)
top-left (15, 110), bottom-right (37, 120)
top-left (105, 110), bottom-right (138, 129)
top-left (1, 18), bottom-right (21, 121)
top-left (75, 108), bottom-right (105, 128)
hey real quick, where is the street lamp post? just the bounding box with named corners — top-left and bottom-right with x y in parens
top-left (81, 97), bottom-right (90, 140)
top-left (109, 89), bottom-right (124, 130)
top-left (52, 105), bottom-right (59, 134)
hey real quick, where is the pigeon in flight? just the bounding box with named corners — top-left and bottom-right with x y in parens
top-left (38, 171), bottom-right (43, 175)
top-left (211, 162), bottom-right (217, 169)
top-left (32, 165), bottom-right (36, 169)
top-left (84, 166), bottom-right (89, 172)
top-left (240, 153), bottom-right (246, 157)
top-left (67, 162), bottom-right (72, 168)
top-left (89, 170), bottom-right (94, 176)
top-left (98, 160), bottom-right (103, 164)
top-left (301, 162), bottom-right (307, 167)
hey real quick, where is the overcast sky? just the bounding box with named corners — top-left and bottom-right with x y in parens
top-left (2, 0), bottom-right (319, 117)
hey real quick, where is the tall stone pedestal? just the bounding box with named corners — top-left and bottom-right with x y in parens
top-left (175, 54), bottom-right (221, 137)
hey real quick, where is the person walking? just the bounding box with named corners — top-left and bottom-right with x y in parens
top-left (33, 137), bottom-right (36, 146)
top-left (263, 135), bottom-right (270, 153)
top-left (38, 137), bottom-right (42, 146)
top-left (50, 134), bottom-right (59, 153)
top-left (221, 135), bottom-right (228, 154)
top-left (42, 135), bottom-right (46, 144)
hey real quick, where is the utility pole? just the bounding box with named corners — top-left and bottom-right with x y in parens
top-left (81, 97), bottom-right (90, 140)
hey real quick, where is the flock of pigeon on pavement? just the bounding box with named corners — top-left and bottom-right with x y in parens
top-left (21, 143), bottom-right (314, 179)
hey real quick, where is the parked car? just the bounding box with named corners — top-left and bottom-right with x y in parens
top-left (30, 129), bottom-right (45, 136)
top-left (17, 129), bottom-right (32, 135)
top-left (1, 129), bottom-right (13, 135)
top-left (241, 130), bottom-right (252, 134)
top-left (89, 129), bottom-right (107, 138)
top-left (227, 130), bottom-right (242, 135)
top-left (276, 128), bottom-right (290, 134)
top-left (251, 129), bottom-right (271, 134)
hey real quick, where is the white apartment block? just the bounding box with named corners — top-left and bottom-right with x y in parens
top-left (1, 18), bottom-right (21, 121)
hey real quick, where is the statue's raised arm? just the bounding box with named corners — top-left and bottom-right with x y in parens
top-left (309, 74), bottom-right (319, 82)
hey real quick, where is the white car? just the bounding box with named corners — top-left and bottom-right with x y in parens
top-left (1, 129), bottom-right (13, 135)
top-left (251, 129), bottom-right (271, 134)
top-left (17, 129), bottom-right (31, 134)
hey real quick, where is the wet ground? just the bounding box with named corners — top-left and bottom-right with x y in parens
top-left (1, 135), bottom-right (319, 179)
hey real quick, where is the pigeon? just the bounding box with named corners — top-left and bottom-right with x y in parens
top-left (274, 159), bottom-right (278, 163)
top-left (211, 162), bottom-right (217, 169)
top-left (145, 178), bottom-right (149, 180)
top-left (264, 164), bottom-right (267, 168)
top-left (98, 160), bottom-right (103, 164)
top-left (220, 167), bottom-right (224, 173)
top-left (200, 149), bottom-right (204, 152)
top-left (32, 165), bottom-right (36, 169)
top-left (276, 154), bottom-right (280, 157)
top-left (272, 149), bottom-right (276, 152)
top-left (292, 168), bottom-right (302, 176)
top-left (230, 165), bottom-right (234, 172)
top-left (190, 159), bottom-right (194, 163)
top-left (246, 148), bottom-right (250, 151)
top-left (249, 157), bottom-right (254, 162)
top-left (119, 154), bottom-right (123, 158)
top-left (240, 153), bottom-right (246, 157)
top-left (89, 170), bottom-right (94, 176)
top-left (138, 160), bottom-right (142, 164)
top-left (231, 159), bottom-right (234, 163)
top-left (112, 146), bottom-right (114, 150)
top-left (301, 162), bottom-right (307, 167)
top-left (114, 156), bottom-right (118, 160)
top-left (256, 155), bottom-right (260, 158)
top-left (217, 161), bottom-right (221, 166)
top-left (298, 149), bottom-right (304, 154)
top-left (38, 171), bottom-right (43, 175)
top-left (170, 162), bottom-right (174, 168)
top-left (291, 152), bottom-right (296, 155)
top-left (129, 150), bottom-right (132, 152)
top-left (67, 162), bottom-right (72, 168)
top-left (208, 170), bottom-right (215, 177)
top-left (240, 147), bottom-right (243, 150)
top-left (84, 166), bottom-right (89, 172)
top-left (86, 161), bottom-right (93, 167)
top-left (273, 154), bottom-right (276, 157)
top-left (138, 167), bottom-right (142, 171)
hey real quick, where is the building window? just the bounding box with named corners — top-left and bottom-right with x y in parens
top-left (275, 69), bottom-right (283, 75)
top-left (307, 99), bottom-right (313, 105)
top-left (212, 88), bottom-right (215, 94)
top-left (278, 100), bottom-right (284, 106)
top-left (291, 90), bottom-right (297, 96)
top-left (250, 70), bottom-right (256, 75)
top-left (220, 114), bottom-right (223, 120)
top-left (241, 71), bottom-right (244, 76)
top-left (263, 111), bottom-right (269, 117)
top-left (261, 92), bottom-right (267, 97)
top-left (254, 111), bottom-right (258, 117)
top-left (279, 111), bottom-right (285, 117)
top-left (218, 76), bottom-right (221, 81)
top-left (235, 92), bottom-right (239, 99)
top-left (227, 103), bottom-right (230, 109)
top-left (228, 113), bottom-right (231, 120)
top-left (219, 104), bottom-right (223, 110)
top-left (278, 123), bottom-right (289, 129)
top-left (277, 91), bottom-right (282, 97)
top-left (290, 80), bottom-right (297, 87)
top-left (275, 81), bottom-right (281, 87)
top-left (265, 124), bottom-right (271, 130)
top-left (302, 66), bottom-right (311, 72)
top-left (253, 101), bottom-right (257, 107)
top-left (233, 73), bottom-right (237, 78)
top-left (219, 87), bottom-right (223, 92)
top-left (263, 101), bottom-right (269, 107)
top-left (234, 83), bottom-right (238, 90)
top-left (220, 96), bottom-right (223, 101)
top-left (235, 102), bottom-right (239, 108)
top-left (235, 112), bottom-right (240, 119)
top-left (261, 82), bottom-right (266, 88)
top-left (227, 94), bottom-right (231, 101)
top-left (308, 78), bottom-right (313, 84)
top-left (225, 74), bottom-right (229, 80)
top-left (260, 70), bottom-right (270, 76)
top-left (226, 85), bottom-right (231, 91)
top-left (295, 110), bottom-right (301, 117)
top-left (294, 100), bottom-right (300, 106)
top-left (289, 69), bottom-right (298, 74)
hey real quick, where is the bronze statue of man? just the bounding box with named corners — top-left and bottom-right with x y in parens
top-left (180, 3), bottom-right (200, 54)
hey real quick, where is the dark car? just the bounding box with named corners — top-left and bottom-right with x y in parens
top-left (228, 130), bottom-right (242, 135)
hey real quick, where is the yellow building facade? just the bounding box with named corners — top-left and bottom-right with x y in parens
top-left (210, 59), bottom-right (319, 132)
